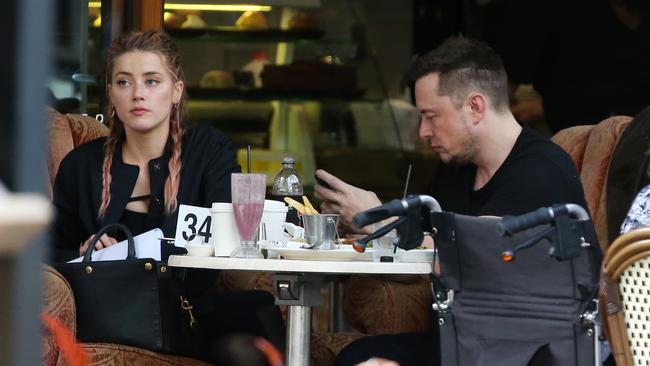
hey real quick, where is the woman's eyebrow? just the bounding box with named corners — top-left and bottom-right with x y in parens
top-left (113, 71), bottom-right (163, 77)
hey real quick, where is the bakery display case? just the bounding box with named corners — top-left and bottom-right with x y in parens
top-left (51, 0), bottom-right (433, 201)
top-left (168, 0), bottom-right (430, 199)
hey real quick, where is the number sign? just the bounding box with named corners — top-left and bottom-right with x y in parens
top-left (175, 204), bottom-right (212, 247)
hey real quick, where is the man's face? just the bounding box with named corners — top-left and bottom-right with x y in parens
top-left (415, 73), bottom-right (477, 164)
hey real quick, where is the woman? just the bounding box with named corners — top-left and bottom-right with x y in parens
top-left (51, 30), bottom-right (284, 361)
top-left (52, 31), bottom-right (239, 258)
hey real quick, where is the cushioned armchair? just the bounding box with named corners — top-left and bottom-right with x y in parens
top-left (550, 115), bottom-right (633, 253)
top-left (43, 108), bottom-right (212, 365)
top-left (334, 116), bottom-right (633, 362)
top-left (46, 108), bottom-right (109, 197)
top-left (42, 264), bottom-right (211, 366)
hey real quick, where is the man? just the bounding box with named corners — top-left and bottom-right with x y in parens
top-left (315, 36), bottom-right (589, 365)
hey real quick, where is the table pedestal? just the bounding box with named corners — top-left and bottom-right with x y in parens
top-left (286, 305), bottom-right (312, 365)
top-left (272, 274), bottom-right (324, 366)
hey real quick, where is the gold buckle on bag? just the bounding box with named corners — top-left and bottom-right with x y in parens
top-left (180, 296), bottom-right (197, 328)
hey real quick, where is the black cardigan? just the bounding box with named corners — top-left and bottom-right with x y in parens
top-left (51, 126), bottom-right (241, 262)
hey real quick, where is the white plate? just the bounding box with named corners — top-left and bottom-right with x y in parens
top-left (260, 242), bottom-right (433, 262)
top-left (399, 249), bottom-right (434, 263)
top-left (261, 241), bottom-right (372, 261)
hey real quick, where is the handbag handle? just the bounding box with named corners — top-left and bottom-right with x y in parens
top-left (82, 223), bottom-right (136, 262)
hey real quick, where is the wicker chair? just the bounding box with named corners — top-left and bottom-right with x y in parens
top-left (601, 227), bottom-right (650, 366)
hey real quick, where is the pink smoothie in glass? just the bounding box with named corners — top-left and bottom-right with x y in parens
top-left (233, 202), bottom-right (264, 240)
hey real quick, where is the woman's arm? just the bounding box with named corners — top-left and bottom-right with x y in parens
top-left (51, 154), bottom-right (90, 261)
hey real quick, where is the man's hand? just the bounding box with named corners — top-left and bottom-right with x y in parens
top-left (314, 169), bottom-right (381, 234)
top-left (79, 233), bottom-right (118, 256)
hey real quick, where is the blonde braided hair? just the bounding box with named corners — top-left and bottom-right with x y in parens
top-left (99, 30), bottom-right (187, 217)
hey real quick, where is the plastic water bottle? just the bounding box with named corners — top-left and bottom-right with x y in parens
top-left (271, 157), bottom-right (303, 225)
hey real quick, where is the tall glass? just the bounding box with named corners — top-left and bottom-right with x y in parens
top-left (230, 173), bottom-right (266, 258)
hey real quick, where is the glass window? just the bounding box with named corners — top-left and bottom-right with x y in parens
top-left (50, 0), bottom-right (103, 115)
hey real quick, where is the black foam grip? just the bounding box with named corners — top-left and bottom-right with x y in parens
top-left (352, 196), bottom-right (425, 229)
top-left (497, 207), bottom-right (554, 236)
top-left (352, 199), bottom-right (406, 229)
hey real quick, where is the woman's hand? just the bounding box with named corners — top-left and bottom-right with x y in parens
top-left (314, 169), bottom-right (381, 234)
top-left (79, 234), bottom-right (118, 256)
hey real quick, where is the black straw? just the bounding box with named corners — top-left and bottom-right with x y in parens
top-left (402, 163), bottom-right (412, 199)
top-left (396, 163), bottom-right (413, 254)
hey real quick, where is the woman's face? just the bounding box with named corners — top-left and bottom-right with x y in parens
top-left (109, 50), bottom-right (183, 136)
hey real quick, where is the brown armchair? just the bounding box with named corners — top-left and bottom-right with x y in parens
top-left (45, 108), bottom-right (109, 197)
top-left (42, 108), bottom-right (209, 365)
top-left (550, 115), bottom-right (632, 253)
top-left (42, 264), bottom-right (210, 366)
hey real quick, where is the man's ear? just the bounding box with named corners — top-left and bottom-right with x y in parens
top-left (466, 92), bottom-right (487, 124)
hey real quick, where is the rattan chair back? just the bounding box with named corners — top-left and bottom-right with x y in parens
top-left (602, 228), bottom-right (650, 366)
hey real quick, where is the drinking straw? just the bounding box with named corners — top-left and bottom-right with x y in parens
top-left (247, 145), bottom-right (251, 173)
top-left (402, 163), bottom-right (413, 199)
top-left (397, 163), bottom-right (413, 254)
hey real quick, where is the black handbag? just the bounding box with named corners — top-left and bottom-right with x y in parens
top-left (53, 223), bottom-right (202, 357)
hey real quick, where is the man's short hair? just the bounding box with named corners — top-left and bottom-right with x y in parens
top-left (404, 36), bottom-right (510, 112)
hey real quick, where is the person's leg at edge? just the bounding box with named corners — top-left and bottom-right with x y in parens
top-left (334, 330), bottom-right (438, 366)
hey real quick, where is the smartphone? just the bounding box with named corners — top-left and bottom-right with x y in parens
top-left (314, 174), bottom-right (333, 190)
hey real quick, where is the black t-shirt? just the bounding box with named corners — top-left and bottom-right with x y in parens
top-left (51, 125), bottom-right (241, 262)
top-left (430, 127), bottom-right (588, 216)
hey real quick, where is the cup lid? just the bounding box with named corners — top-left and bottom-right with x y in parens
top-left (210, 202), bottom-right (233, 211)
top-left (264, 199), bottom-right (287, 211)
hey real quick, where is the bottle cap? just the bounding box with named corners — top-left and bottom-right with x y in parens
top-left (252, 51), bottom-right (268, 60)
top-left (282, 157), bottom-right (295, 164)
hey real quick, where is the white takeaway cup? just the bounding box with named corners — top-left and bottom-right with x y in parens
top-left (209, 202), bottom-right (241, 257)
top-left (261, 199), bottom-right (289, 242)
